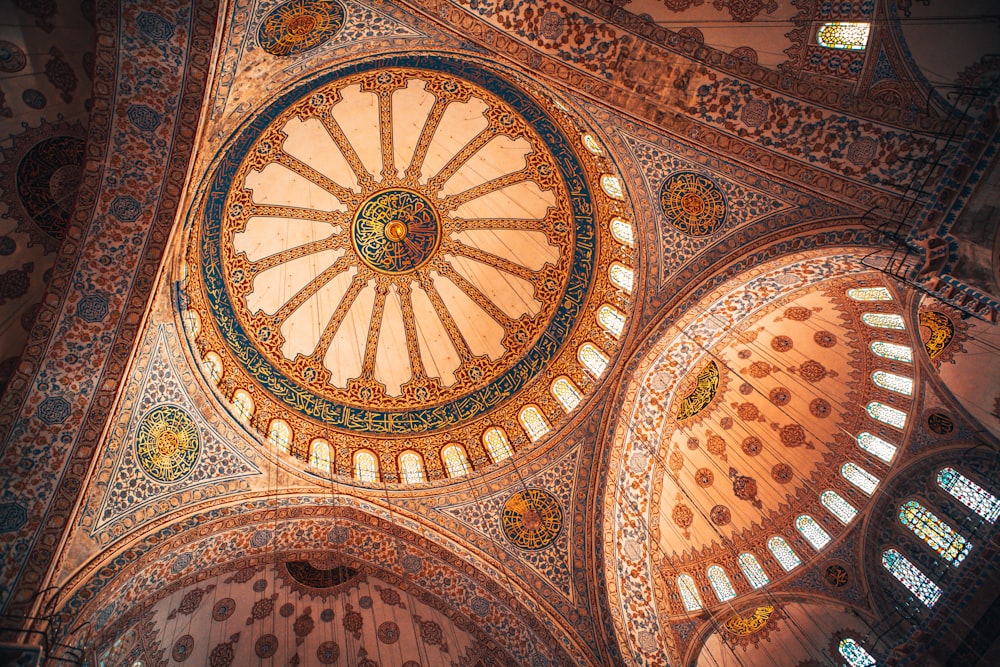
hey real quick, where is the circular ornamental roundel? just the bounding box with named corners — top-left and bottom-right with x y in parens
top-left (135, 405), bottom-right (200, 482)
top-left (501, 488), bottom-right (562, 550)
top-left (659, 171), bottom-right (727, 237)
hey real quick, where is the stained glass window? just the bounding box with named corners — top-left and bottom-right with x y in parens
top-left (582, 133), bottom-right (604, 155)
top-left (601, 174), bottom-right (624, 200)
top-left (858, 432), bottom-right (897, 463)
top-left (847, 286), bottom-right (892, 301)
top-left (183, 310), bottom-right (200, 337)
top-left (353, 450), bottom-right (378, 483)
top-left (309, 439), bottom-right (332, 473)
top-left (707, 565), bottom-right (736, 602)
top-left (817, 21), bottom-right (871, 50)
top-left (598, 304), bottom-right (626, 338)
top-left (738, 552), bottom-right (770, 589)
top-left (842, 462), bottom-right (879, 495)
top-left (796, 515), bottom-right (832, 550)
top-left (677, 574), bottom-right (702, 611)
top-left (839, 638), bottom-right (877, 667)
top-left (267, 419), bottom-right (291, 453)
top-left (519, 406), bottom-right (550, 441)
top-left (871, 341), bottom-right (912, 363)
top-left (882, 548), bottom-right (942, 607)
top-left (484, 427), bottom-right (513, 463)
top-left (441, 444), bottom-right (471, 478)
top-left (899, 500), bottom-right (971, 566)
top-left (579, 343), bottom-right (609, 378)
top-left (937, 467), bottom-right (1000, 523)
top-left (610, 217), bottom-right (634, 247)
top-left (821, 491), bottom-right (858, 525)
top-left (862, 313), bottom-right (905, 330)
top-left (202, 352), bottom-right (223, 384)
top-left (609, 262), bottom-right (634, 293)
top-left (872, 371), bottom-right (913, 397)
top-left (399, 450), bottom-right (426, 484)
top-left (867, 401), bottom-right (906, 429)
top-left (767, 536), bottom-right (801, 572)
top-left (551, 376), bottom-right (583, 413)
top-left (231, 390), bottom-right (254, 423)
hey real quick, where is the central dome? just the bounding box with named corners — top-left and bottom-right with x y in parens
top-left (182, 54), bottom-right (633, 481)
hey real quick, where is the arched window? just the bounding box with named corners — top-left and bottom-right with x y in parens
top-left (609, 262), bottom-right (634, 293)
top-left (182, 310), bottom-right (200, 337)
top-left (601, 174), bottom-right (624, 200)
top-left (677, 574), bottom-right (702, 611)
top-left (842, 462), bottom-right (879, 495)
top-left (483, 427), bottom-right (513, 463)
top-left (816, 21), bottom-right (871, 50)
top-left (838, 638), bottom-right (877, 667)
top-left (866, 401), bottom-right (906, 429)
top-left (267, 419), bottom-right (291, 453)
top-left (821, 491), bottom-right (858, 525)
top-left (862, 313), bottom-right (905, 330)
top-left (578, 343), bottom-right (609, 378)
top-left (707, 565), bottom-right (736, 602)
top-left (767, 536), bottom-right (801, 572)
top-left (796, 515), bottom-right (831, 550)
top-left (399, 450), bottom-right (426, 484)
top-left (899, 500), bottom-right (971, 566)
top-left (610, 217), bottom-right (634, 247)
top-left (441, 444), bottom-right (471, 478)
top-left (519, 406), bottom-right (550, 442)
top-left (231, 390), bottom-right (254, 423)
top-left (202, 352), bottom-right (223, 384)
top-left (847, 286), bottom-right (892, 301)
top-left (937, 467), bottom-right (1000, 523)
top-left (857, 432), bottom-right (896, 464)
top-left (551, 376), bottom-right (583, 413)
top-left (882, 548), bottom-right (942, 607)
top-left (309, 439), bottom-right (332, 473)
top-left (353, 450), bottom-right (378, 483)
top-left (871, 341), bottom-right (912, 362)
top-left (598, 305), bottom-right (626, 338)
top-left (872, 371), bottom-right (913, 397)
top-left (738, 552), bottom-right (770, 589)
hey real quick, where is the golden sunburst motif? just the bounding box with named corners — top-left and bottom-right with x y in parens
top-left (135, 405), bottom-right (200, 482)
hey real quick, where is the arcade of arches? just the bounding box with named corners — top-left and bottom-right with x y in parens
top-left (0, 1), bottom-right (998, 665)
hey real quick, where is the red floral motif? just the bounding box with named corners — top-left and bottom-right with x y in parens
top-left (713, 0), bottom-right (778, 22)
top-left (342, 603), bottom-right (363, 640)
top-left (706, 433), bottom-right (728, 460)
top-left (729, 467), bottom-right (762, 509)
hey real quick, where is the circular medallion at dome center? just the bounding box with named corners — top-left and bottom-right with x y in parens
top-left (352, 189), bottom-right (440, 273)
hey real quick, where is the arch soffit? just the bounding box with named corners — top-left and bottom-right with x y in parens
top-left (54, 494), bottom-right (596, 666)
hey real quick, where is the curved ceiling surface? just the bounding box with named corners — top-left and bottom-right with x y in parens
top-left (183, 54), bottom-right (634, 481)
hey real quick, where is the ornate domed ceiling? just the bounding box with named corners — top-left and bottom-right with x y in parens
top-left (603, 253), bottom-right (920, 663)
top-left (182, 53), bottom-right (636, 483)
